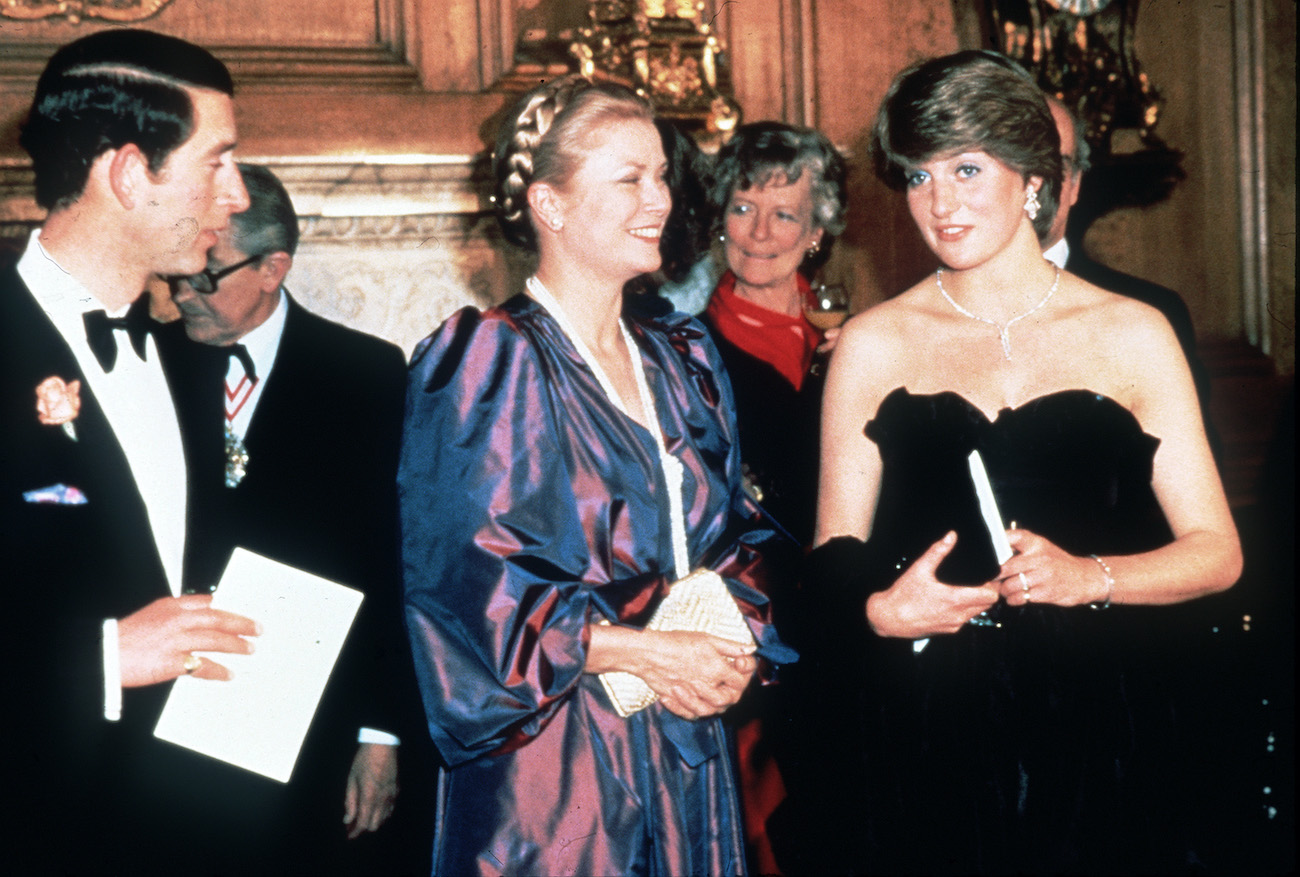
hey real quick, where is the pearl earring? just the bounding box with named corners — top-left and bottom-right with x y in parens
top-left (1024, 186), bottom-right (1041, 221)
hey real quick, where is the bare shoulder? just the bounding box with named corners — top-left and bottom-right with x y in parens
top-left (841, 282), bottom-right (932, 357)
top-left (1064, 274), bottom-right (1182, 354)
top-left (830, 284), bottom-right (934, 414)
top-left (1069, 273), bottom-right (1168, 328)
top-left (1058, 275), bottom-right (1190, 416)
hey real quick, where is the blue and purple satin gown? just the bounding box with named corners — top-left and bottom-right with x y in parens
top-left (399, 293), bottom-right (792, 876)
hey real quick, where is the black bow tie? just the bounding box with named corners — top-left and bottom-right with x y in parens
top-left (226, 343), bottom-right (258, 383)
top-left (83, 297), bottom-right (152, 373)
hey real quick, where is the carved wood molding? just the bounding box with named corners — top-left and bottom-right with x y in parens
top-left (0, 0), bottom-right (517, 91)
top-left (298, 213), bottom-right (497, 245)
top-left (0, 0), bottom-right (174, 23)
top-left (248, 156), bottom-right (493, 217)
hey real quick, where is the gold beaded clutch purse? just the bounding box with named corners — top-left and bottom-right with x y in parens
top-left (599, 568), bottom-right (755, 717)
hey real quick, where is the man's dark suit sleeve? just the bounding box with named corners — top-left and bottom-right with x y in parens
top-left (1, 262), bottom-right (203, 871)
top-left (2, 265), bottom-right (177, 724)
top-left (171, 296), bottom-right (419, 762)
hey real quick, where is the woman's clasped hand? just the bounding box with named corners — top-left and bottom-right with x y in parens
top-left (864, 531), bottom-right (999, 638)
top-left (589, 625), bottom-right (758, 719)
top-left (996, 526), bottom-right (1114, 608)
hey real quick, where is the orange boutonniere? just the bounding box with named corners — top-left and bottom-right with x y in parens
top-left (36, 376), bottom-right (81, 441)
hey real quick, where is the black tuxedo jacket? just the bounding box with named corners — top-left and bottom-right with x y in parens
top-left (170, 292), bottom-right (427, 868)
top-left (0, 259), bottom-right (272, 874)
top-left (1065, 248), bottom-right (1220, 456)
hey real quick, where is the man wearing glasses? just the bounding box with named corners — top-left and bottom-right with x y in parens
top-left (167, 163), bottom-right (429, 875)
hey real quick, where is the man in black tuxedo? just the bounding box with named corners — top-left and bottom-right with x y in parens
top-left (1043, 97), bottom-right (1215, 429)
top-left (0, 30), bottom-right (266, 873)
top-left (168, 163), bottom-right (430, 875)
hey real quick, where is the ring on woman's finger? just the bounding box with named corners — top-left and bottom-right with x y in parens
top-left (1019, 572), bottom-right (1032, 601)
top-left (183, 653), bottom-right (202, 674)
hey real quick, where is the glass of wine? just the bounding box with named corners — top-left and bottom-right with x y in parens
top-left (805, 283), bottom-right (849, 330)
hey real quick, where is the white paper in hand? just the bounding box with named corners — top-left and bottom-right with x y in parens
top-left (967, 449), bottom-right (1013, 564)
top-left (153, 548), bottom-right (363, 783)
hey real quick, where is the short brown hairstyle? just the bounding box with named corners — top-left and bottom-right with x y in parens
top-left (871, 50), bottom-right (1062, 242)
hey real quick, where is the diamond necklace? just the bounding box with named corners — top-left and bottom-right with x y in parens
top-left (935, 264), bottom-right (1061, 360)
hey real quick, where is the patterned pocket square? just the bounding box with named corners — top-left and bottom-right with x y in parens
top-left (23, 484), bottom-right (88, 505)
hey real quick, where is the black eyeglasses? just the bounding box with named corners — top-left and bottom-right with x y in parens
top-left (165, 252), bottom-right (265, 294)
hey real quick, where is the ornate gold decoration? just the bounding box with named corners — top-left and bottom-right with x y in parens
top-left (1, 0), bottom-right (175, 24)
top-left (569, 1), bottom-right (741, 145)
top-left (1042, 0), bottom-right (1115, 13)
top-left (986, 0), bottom-right (1162, 158)
top-left (493, 2), bottom-right (742, 145)
top-left (981, 1), bottom-right (1184, 232)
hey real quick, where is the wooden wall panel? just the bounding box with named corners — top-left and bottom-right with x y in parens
top-left (0, 1), bottom-right (386, 50)
top-left (717, 0), bottom-right (793, 124)
top-left (409, 0), bottom-right (497, 91)
top-left (1081, 1), bottom-right (1245, 344)
top-left (806, 1), bottom-right (959, 310)
top-left (1262, 0), bottom-right (1295, 372)
top-left (150, 1), bottom-right (385, 47)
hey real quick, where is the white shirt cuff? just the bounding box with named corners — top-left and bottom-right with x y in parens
top-left (358, 727), bottom-right (400, 746)
top-left (102, 619), bottom-right (122, 721)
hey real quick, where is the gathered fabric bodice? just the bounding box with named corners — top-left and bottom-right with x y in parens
top-left (868, 387), bottom-right (1170, 593)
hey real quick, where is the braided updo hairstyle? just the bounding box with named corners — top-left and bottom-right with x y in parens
top-left (493, 74), bottom-right (655, 251)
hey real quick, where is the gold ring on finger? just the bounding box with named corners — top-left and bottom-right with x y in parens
top-left (183, 654), bottom-right (202, 674)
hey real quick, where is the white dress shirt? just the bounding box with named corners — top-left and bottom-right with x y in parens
top-left (1043, 237), bottom-right (1070, 270)
top-left (226, 288), bottom-right (287, 438)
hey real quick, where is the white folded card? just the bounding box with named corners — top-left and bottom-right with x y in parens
top-left (153, 548), bottom-right (363, 783)
top-left (915, 450), bottom-right (1010, 654)
top-left (968, 448), bottom-right (1013, 564)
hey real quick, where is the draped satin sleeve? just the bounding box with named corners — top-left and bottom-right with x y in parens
top-left (399, 298), bottom-right (792, 769)
top-left (400, 306), bottom-right (600, 765)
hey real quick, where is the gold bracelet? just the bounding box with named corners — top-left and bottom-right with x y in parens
top-left (1088, 554), bottom-right (1114, 610)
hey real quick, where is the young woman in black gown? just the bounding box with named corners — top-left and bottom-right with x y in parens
top-left (801, 51), bottom-right (1242, 875)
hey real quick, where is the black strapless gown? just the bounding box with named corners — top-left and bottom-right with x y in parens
top-left (774, 388), bottom-right (1194, 876)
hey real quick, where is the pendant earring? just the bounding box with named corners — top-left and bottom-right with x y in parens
top-left (1024, 186), bottom-right (1041, 221)
top-left (806, 241), bottom-right (820, 259)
